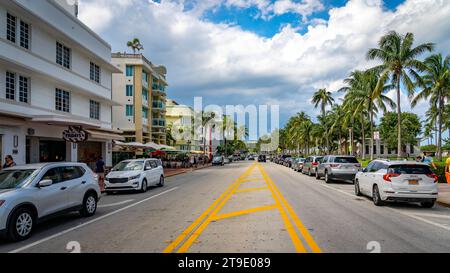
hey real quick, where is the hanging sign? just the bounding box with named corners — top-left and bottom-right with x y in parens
top-left (63, 126), bottom-right (88, 143)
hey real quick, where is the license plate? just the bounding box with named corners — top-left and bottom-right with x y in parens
top-left (409, 180), bottom-right (419, 185)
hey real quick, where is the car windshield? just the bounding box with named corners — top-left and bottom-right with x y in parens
top-left (0, 169), bottom-right (38, 189)
top-left (299, 159), bottom-right (306, 162)
top-left (389, 165), bottom-right (433, 175)
top-left (314, 157), bottom-right (323, 162)
top-left (113, 161), bottom-right (144, 171)
top-left (213, 157), bottom-right (223, 161)
top-left (334, 157), bottom-right (359, 164)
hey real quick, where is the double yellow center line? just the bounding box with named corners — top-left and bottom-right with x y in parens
top-left (163, 163), bottom-right (321, 253)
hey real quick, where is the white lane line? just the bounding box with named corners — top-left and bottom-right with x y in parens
top-left (9, 187), bottom-right (179, 253)
top-left (98, 199), bottom-right (134, 208)
top-left (408, 213), bottom-right (450, 220)
top-left (311, 179), bottom-right (450, 232)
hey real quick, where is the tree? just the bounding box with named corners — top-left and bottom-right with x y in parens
top-left (412, 54), bottom-right (450, 161)
top-left (127, 38), bottom-right (144, 54)
top-left (312, 88), bottom-right (335, 152)
top-left (367, 31), bottom-right (434, 158)
top-left (379, 112), bottom-right (422, 153)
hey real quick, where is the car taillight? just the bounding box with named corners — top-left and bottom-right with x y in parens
top-left (330, 164), bottom-right (340, 168)
top-left (312, 162), bottom-right (318, 166)
top-left (426, 174), bottom-right (439, 183)
top-left (383, 173), bottom-right (400, 182)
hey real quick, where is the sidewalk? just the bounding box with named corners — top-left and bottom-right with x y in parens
top-left (164, 164), bottom-right (212, 178)
top-left (438, 183), bottom-right (450, 207)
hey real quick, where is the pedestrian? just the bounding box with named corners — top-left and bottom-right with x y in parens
top-left (423, 152), bottom-right (437, 170)
top-left (415, 156), bottom-right (423, 162)
top-left (2, 155), bottom-right (16, 169)
top-left (445, 156), bottom-right (450, 184)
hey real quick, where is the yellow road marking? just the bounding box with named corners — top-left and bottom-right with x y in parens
top-left (235, 187), bottom-right (269, 194)
top-left (258, 164), bottom-right (322, 253)
top-left (239, 178), bottom-right (263, 183)
top-left (211, 205), bottom-right (278, 221)
top-left (163, 163), bottom-right (256, 253)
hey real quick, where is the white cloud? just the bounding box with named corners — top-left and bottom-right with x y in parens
top-left (78, 0), bottom-right (450, 123)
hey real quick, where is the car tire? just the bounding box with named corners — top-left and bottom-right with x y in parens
top-left (355, 180), bottom-right (362, 196)
top-left (158, 176), bottom-right (165, 187)
top-left (79, 192), bottom-right (97, 217)
top-left (308, 169), bottom-right (312, 176)
top-left (324, 172), bottom-right (332, 184)
top-left (7, 207), bottom-right (35, 242)
top-left (372, 185), bottom-right (384, 206)
top-left (421, 200), bottom-right (435, 208)
top-left (141, 179), bottom-right (148, 193)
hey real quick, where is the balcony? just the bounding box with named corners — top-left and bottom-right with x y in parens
top-left (152, 83), bottom-right (166, 96)
top-left (152, 101), bottom-right (166, 111)
top-left (152, 119), bottom-right (166, 127)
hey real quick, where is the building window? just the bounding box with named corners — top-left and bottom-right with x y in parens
top-left (142, 107), bottom-right (148, 119)
top-left (126, 85), bottom-right (133, 96)
top-left (380, 145), bottom-right (384, 155)
top-left (6, 71), bottom-right (15, 100)
top-left (55, 88), bottom-right (70, 112)
top-left (18, 76), bottom-right (29, 103)
top-left (142, 70), bottom-right (148, 83)
top-left (142, 88), bottom-right (148, 101)
top-left (126, 105), bottom-right (134, 117)
top-left (56, 42), bottom-right (71, 69)
top-left (6, 13), bottom-right (16, 43)
top-left (90, 62), bottom-right (100, 83)
top-left (19, 20), bottom-right (30, 49)
top-left (126, 65), bottom-right (133, 77)
top-left (89, 100), bottom-right (100, 120)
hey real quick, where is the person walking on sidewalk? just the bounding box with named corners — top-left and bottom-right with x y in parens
top-left (2, 155), bottom-right (16, 169)
top-left (445, 156), bottom-right (450, 184)
top-left (95, 156), bottom-right (106, 190)
top-left (423, 152), bottom-right (437, 170)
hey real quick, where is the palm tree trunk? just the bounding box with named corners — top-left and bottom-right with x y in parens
top-left (370, 110), bottom-right (374, 161)
top-left (437, 96), bottom-right (444, 162)
top-left (338, 131), bottom-right (342, 155)
top-left (396, 76), bottom-right (402, 159)
top-left (361, 113), bottom-right (366, 160)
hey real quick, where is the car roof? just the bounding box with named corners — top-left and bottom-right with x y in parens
top-left (4, 162), bottom-right (87, 170)
top-left (371, 159), bottom-right (429, 166)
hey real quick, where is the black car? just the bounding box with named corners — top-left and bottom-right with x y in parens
top-left (258, 155), bottom-right (267, 162)
top-left (212, 156), bottom-right (225, 166)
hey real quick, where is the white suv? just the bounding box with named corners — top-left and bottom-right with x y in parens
top-left (105, 159), bottom-right (165, 193)
top-left (354, 160), bottom-right (439, 208)
top-left (0, 163), bottom-right (101, 241)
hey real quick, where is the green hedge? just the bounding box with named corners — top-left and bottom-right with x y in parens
top-left (435, 162), bottom-right (447, 184)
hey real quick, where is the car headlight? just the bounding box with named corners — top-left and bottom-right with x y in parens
top-left (129, 175), bottom-right (141, 181)
top-left (105, 177), bottom-right (109, 181)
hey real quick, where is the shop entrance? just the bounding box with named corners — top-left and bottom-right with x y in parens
top-left (78, 142), bottom-right (102, 170)
top-left (39, 140), bottom-right (66, 162)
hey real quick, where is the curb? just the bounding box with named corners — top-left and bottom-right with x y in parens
top-left (437, 199), bottom-right (450, 208)
top-left (165, 164), bottom-right (213, 178)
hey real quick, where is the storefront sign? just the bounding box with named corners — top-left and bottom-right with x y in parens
top-left (63, 126), bottom-right (88, 143)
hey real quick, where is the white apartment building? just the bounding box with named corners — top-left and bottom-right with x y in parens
top-left (0, 0), bottom-right (123, 168)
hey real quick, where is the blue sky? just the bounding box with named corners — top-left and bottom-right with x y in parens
top-left (78, 0), bottom-right (450, 141)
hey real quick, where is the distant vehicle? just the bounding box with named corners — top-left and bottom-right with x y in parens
top-left (224, 158), bottom-right (231, 164)
top-left (354, 160), bottom-right (439, 208)
top-left (284, 158), bottom-right (294, 168)
top-left (258, 155), bottom-right (267, 162)
top-left (302, 156), bottom-right (324, 176)
top-left (212, 156), bottom-right (225, 166)
top-left (293, 158), bottom-right (306, 172)
top-left (316, 156), bottom-right (361, 183)
top-left (0, 163), bottom-right (101, 242)
top-left (105, 159), bottom-right (164, 193)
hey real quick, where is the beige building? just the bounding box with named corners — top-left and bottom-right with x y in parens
top-left (166, 99), bottom-right (201, 152)
top-left (111, 53), bottom-right (167, 145)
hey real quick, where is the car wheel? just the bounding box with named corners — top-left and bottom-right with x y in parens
top-left (158, 176), bottom-right (165, 187)
top-left (308, 169), bottom-right (312, 176)
top-left (421, 200), bottom-right (435, 208)
top-left (140, 179), bottom-right (148, 193)
top-left (355, 180), bottom-right (362, 196)
top-left (372, 185), bottom-right (384, 206)
top-left (7, 207), bottom-right (35, 242)
top-left (324, 172), bottom-right (332, 184)
top-left (80, 192), bottom-right (97, 217)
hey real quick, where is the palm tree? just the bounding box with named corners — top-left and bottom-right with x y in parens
top-left (127, 38), bottom-right (144, 54)
top-left (411, 54), bottom-right (450, 161)
top-left (201, 112), bottom-right (216, 155)
top-left (367, 31), bottom-right (434, 158)
top-left (312, 88), bottom-right (335, 152)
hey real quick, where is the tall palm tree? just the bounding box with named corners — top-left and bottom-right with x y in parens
top-left (127, 38), bottom-right (144, 54)
top-left (367, 31), bottom-right (434, 158)
top-left (411, 54), bottom-right (450, 161)
top-left (312, 88), bottom-right (335, 152)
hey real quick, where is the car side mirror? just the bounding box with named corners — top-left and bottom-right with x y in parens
top-left (362, 168), bottom-right (367, 173)
top-left (145, 166), bottom-right (152, 171)
top-left (38, 179), bottom-right (53, 188)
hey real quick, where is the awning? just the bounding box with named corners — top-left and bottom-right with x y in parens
top-left (85, 129), bottom-right (124, 141)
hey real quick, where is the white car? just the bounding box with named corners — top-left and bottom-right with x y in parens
top-left (354, 160), bottom-right (439, 208)
top-left (0, 163), bottom-right (101, 241)
top-left (105, 159), bottom-right (165, 193)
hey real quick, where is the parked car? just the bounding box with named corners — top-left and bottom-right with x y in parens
top-left (293, 158), bottom-right (306, 172)
top-left (258, 155), bottom-right (267, 162)
top-left (212, 156), bottom-right (225, 166)
top-left (354, 160), bottom-right (439, 207)
top-left (284, 158), bottom-right (294, 168)
top-left (316, 156), bottom-right (361, 183)
top-left (302, 156), bottom-right (324, 176)
top-left (0, 163), bottom-right (101, 242)
top-left (105, 159), bottom-right (164, 193)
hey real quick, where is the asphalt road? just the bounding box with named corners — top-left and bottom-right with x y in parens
top-left (1, 161), bottom-right (449, 253)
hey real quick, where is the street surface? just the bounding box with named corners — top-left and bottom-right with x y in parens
top-left (1, 161), bottom-right (450, 253)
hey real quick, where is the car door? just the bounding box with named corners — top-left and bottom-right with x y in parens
top-left (63, 166), bottom-right (89, 208)
top-left (143, 160), bottom-right (152, 184)
top-left (34, 167), bottom-right (72, 217)
top-left (149, 160), bottom-right (160, 185)
top-left (359, 162), bottom-right (375, 194)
